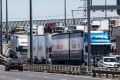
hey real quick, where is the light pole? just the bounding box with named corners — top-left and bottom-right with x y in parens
top-left (0, 0), bottom-right (3, 55)
top-left (87, 0), bottom-right (92, 71)
top-left (29, 0), bottom-right (33, 64)
top-left (6, 0), bottom-right (9, 43)
top-left (64, 0), bottom-right (67, 27)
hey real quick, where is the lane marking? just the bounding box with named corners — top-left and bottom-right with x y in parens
top-left (15, 79), bottom-right (21, 80)
top-left (60, 79), bottom-right (67, 80)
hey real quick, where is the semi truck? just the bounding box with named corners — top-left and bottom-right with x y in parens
top-left (84, 31), bottom-right (111, 65)
top-left (10, 34), bottom-right (47, 64)
top-left (51, 31), bottom-right (84, 65)
top-left (10, 34), bottom-right (28, 59)
top-left (28, 35), bottom-right (46, 64)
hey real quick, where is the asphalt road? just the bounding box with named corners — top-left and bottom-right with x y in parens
top-left (0, 65), bottom-right (112, 80)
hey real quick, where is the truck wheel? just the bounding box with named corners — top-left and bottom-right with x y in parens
top-left (5, 68), bottom-right (8, 71)
top-left (19, 69), bottom-right (23, 71)
top-left (7, 69), bottom-right (10, 71)
top-left (5, 68), bottom-right (10, 71)
top-left (5, 67), bottom-right (9, 71)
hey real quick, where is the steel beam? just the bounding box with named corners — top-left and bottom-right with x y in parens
top-left (90, 5), bottom-right (120, 10)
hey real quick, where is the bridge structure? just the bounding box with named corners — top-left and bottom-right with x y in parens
top-left (2, 16), bottom-right (120, 29)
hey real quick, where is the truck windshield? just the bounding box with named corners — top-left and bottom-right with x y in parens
top-left (104, 58), bottom-right (117, 62)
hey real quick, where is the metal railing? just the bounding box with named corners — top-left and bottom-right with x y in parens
top-left (23, 64), bottom-right (120, 79)
top-left (23, 64), bottom-right (91, 75)
top-left (92, 67), bottom-right (120, 78)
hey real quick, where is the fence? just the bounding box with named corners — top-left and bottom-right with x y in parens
top-left (23, 64), bottom-right (120, 79)
top-left (23, 64), bottom-right (91, 75)
top-left (92, 67), bottom-right (120, 78)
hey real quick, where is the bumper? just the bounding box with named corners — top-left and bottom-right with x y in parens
top-left (6, 65), bottom-right (23, 70)
top-left (104, 65), bottom-right (118, 68)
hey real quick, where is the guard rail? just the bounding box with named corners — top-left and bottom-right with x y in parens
top-left (23, 64), bottom-right (91, 75)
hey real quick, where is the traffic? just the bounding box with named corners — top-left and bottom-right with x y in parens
top-left (2, 19), bottom-right (120, 70)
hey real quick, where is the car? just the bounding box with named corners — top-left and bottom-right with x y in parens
top-left (110, 55), bottom-right (120, 67)
top-left (110, 55), bottom-right (120, 62)
top-left (5, 58), bottom-right (23, 71)
top-left (97, 56), bottom-right (118, 68)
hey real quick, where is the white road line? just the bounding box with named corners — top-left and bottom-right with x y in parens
top-left (60, 79), bottom-right (67, 80)
top-left (15, 79), bottom-right (21, 80)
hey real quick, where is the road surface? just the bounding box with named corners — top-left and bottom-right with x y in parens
top-left (0, 65), bottom-right (112, 80)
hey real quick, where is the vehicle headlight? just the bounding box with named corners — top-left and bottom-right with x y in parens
top-left (104, 64), bottom-right (112, 66)
top-left (104, 64), bottom-right (109, 65)
top-left (104, 64), bottom-right (110, 66)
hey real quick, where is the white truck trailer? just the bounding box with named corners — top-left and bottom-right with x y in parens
top-left (28, 35), bottom-right (46, 63)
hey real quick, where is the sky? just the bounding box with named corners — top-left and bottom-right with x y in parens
top-left (2, 0), bottom-right (117, 21)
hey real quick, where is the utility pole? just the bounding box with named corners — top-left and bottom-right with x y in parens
top-left (6, 0), bottom-right (9, 43)
top-left (29, 0), bottom-right (33, 64)
top-left (87, 0), bottom-right (91, 71)
top-left (0, 0), bottom-right (2, 55)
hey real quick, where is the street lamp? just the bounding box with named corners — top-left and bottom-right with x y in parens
top-left (29, 0), bottom-right (33, 64)
top-left (64, 0), bottom-right (67, 27)
top-left (6, 0), bottom-right (9, 43)
top-left (0, 0), bottom-right (3, 55)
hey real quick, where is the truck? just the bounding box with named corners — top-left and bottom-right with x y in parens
top-left (10, 34), bottom-right (28, 59)
top-left (51, 31), bottom-right (84, 65)
top-left (28, 35), bottom-right (46, 64)
top-left (84, 31), bottom-right (111, 65)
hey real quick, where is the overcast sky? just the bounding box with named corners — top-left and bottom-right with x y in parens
top-left (2, 0), bottom-right (117, 21)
